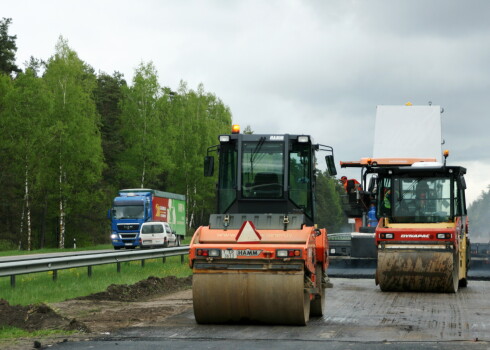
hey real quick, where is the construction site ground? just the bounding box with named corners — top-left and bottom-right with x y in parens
top-left (2, 274), bottom-right (490, 349)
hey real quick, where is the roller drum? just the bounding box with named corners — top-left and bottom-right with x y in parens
top-left (377, 249), bottom-right (458, 293)
top-left (193, 270), bottom-right (310, 325)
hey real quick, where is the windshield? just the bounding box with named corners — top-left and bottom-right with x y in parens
top-left (379, 176), bottom-right (456, 223)
top-left (113, 204), bottom-right (145, 219)
top-left (141, 224), bottom-right (164, 234)
top-left (241, 140), bottom-right (284, 199)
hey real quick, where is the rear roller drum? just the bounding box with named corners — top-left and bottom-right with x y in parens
top-left (377, 250), bottom-right (458, 293)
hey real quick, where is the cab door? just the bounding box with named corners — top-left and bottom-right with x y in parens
top-left (164, 222), bottom-right (176, 246)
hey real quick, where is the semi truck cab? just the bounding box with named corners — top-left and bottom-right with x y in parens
top-left (110, 191), bottom-right (152, 249)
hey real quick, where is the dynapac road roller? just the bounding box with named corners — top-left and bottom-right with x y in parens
top-left (371, 154), bottom-right (470, 292)
top-left (189, 127), bottom-right (337, 325)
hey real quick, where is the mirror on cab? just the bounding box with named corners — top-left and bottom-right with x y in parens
top-left (204, 156), bottom-right (214, 177)
top-left (368, 174), bottom-right (378, 194)
top-left (325, 155), bottom-right (337, 176)
top-left (461, 176), bottom-right (467, 190)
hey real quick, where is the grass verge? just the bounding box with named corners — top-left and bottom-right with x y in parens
top-left (0, 326), bottom-right (76, 339)
top-left (0, 255), bottom-right (192, 306)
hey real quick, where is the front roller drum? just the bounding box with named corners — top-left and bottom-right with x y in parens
top-left (376, 249), bottom-right (459, 293)
top-left (193, 270), bottom-right (310, 325)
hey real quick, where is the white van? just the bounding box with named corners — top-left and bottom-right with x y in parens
top-left (139, 222), bottom-right (182, 248)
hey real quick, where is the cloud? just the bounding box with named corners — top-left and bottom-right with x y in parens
top-left (4, 0), bottom-right (490, 201)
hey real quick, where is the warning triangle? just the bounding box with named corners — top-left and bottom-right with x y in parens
top-left (236, 221), bottom-right (262, 243)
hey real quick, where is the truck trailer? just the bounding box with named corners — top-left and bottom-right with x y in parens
top-left (109, 189), bottom-right (186, 249)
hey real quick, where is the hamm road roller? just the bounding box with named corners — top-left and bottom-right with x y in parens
top-left (372, 154), bottom-right (470, 292)
top-left (189, 127), bottom-right (337, 325)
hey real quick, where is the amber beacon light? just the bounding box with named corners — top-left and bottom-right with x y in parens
top-left (232, 124), bottom-right (240, 134)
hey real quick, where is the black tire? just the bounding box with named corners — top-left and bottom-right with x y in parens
top-left (114, 246), bottom-right (122, 250)
top-left (310, 264), bottom-right (324, 317)
top-left (163, 239), bottom-right (169, 248)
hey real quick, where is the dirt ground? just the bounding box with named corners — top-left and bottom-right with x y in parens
top-left (0, 275), bottom-right (193, 350)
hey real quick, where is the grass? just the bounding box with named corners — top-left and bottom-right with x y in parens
top-left (0, 255), bottom-right (192, 306)
top-left (0, 326), bottom-right (76, 339)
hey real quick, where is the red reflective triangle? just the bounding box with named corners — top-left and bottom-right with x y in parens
top-left (235, 221), bottom-right (262, 243)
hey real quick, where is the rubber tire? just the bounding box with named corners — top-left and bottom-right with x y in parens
top-left (447, 251), bottom-right (460, 293)
top-left (163, 239), bottom-right (169, 248)
top-left (114, 246), bottom-right (122, 250)
top-left (310, 264), bottom-right (324, 317)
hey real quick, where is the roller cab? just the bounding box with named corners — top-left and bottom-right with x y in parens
top-left (373, 163), bottom-right (469, 293)
top-left (189, 130), bottom-right (336, 324)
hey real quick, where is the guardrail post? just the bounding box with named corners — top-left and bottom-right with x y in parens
top-left (181, 254), bottom-right (184, 264)
top-left (88, 266), bottom-right (92, 277)
top-left (141, 259), bottom-right (145, 268)
top-left (10, 275), bottom-right (15, 288)
top-left (52, 270), bottom-right (58, 281)
top-left (162, 257), bottom-right (166, 264)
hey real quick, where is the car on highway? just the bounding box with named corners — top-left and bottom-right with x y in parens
top-left (139, 221), bottom-right (182, 248)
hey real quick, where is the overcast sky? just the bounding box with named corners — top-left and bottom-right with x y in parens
top-left (3, 0), bottom-right (490, 204)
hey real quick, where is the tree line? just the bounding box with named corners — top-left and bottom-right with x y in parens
top-left (0, 18), bottom-right (346, 250)
top-left (467, 187), bottom-right (490, 242)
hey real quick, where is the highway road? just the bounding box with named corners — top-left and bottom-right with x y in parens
top-left (50, 277), bottom-right (490, 350)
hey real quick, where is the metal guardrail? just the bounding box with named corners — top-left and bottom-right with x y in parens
top-left (0, 246), bottom-right (189, 287)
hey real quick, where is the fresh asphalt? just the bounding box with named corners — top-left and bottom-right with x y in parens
top-left (49, 266), bottom-right (490, 350)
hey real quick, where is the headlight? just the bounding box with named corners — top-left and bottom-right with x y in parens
top-left (111, 233), bottom-right (119, 239)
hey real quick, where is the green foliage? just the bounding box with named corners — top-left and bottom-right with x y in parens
top-left (315, 170), bottom-right (347, 232)
top-left (116, 62), bottom-right (170, 188)
top-left (0, 39), bottom-right (232, 248)
top-left (0, 18), bottom-right (20, 75)
top-left (0, 326), bottom-right (75, 340)
top-left (163, 82), bottom-right (232, 229)
top-left (96, 71), bottom-right (126, 191)
top-left (243, 125), bottom-right (254, 134)
top-left (42, 37), bottom-right (105, 248)
top-left (116, 74), bottom-right (232, 232)
top-left (468, 186), bottom-right (490, 242)
top-left (0, 256), bottom-right (190, 305)
top-left (0, 68), bottom-right (53, 250)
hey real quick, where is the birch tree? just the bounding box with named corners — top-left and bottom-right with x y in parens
top-left (1, 69), bottom-right (52, 250)
top-left (43, 37), bottom-right (104, 248)
top-left (165, 82), bottom-right (232, 231)
top-left (117, 62), bottom-right (172, 188)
